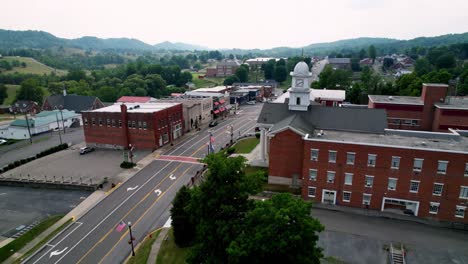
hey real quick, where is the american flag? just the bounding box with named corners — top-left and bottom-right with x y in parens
top-left (208, 133), bottom-right (215, 154)
top-left (115, 221), bottom-right (126, 232)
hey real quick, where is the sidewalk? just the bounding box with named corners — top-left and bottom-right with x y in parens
top-left (146, 228), bottom-right (170, 264)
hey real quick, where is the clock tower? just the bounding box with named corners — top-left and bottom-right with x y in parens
top-left (288, 61), bottom-right (312, 111)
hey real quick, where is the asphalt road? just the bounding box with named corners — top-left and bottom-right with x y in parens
top-left (24, 104), bottom-right (261, 264)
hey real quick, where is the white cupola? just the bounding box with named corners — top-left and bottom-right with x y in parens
top-left (288, 61), bottom-right (312, 111)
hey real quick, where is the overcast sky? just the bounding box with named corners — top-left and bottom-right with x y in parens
top-left (1, 0), bottom-right (467, 49)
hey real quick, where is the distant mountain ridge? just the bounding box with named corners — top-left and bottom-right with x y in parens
top-left (153, 41), bottom-right (208, 51)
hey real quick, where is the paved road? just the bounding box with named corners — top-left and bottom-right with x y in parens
top-left (25, 104), bottom-right (261, 264)
top-left (311, 59), bottom-right (327, 82)
top-left (0, 128), bottom-right (84, 169)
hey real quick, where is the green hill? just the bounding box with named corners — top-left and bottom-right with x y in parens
top-left (1, 56), bottom-right (67, 75)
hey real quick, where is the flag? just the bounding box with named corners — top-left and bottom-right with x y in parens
top-left (115, 221), bottom-right (126, 232)
top-left (210, 135), bottom-right (215, 143)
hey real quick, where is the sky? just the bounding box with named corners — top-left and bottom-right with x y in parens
top-left (1, 0), bottom-right (468, 49)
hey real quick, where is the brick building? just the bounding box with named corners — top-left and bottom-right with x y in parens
top-left (256, 62), bottom-right (468, 224)
top-left (368, 84), bottom-right (468, 131)
top-left (82, 103), bottom-right (183, 150)
top-left (205, 60), bottom-right (241, 77)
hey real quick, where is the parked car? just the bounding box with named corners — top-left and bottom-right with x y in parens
top-left (209, 120), bottom-right (218, 127)
top-left (79, 147), bottom-right (95, 155)
top-left (247, 101), bottom-right (256, 105)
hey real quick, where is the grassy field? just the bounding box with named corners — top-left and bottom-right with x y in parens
top-left (191, 72), bottom-right (225, 88)
top-left (1, 57), bottom-right (67, 76)
top-left (127, 230), bottom-right (161, 264)
top-left (156, 229), bottom-right (191, 264)
top-left (4, 84), bottom-right (20, 105)
top-left (233, 137), bottom-right (260, 154)
top-left (0, 215), bottom-right (64, 263)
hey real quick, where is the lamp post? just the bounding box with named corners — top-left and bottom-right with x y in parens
top-left (128, 221), bottom-right (135, 256)
top-left (23, 112), bottom-right (33, 144)
top-left (59, 106), bottom-right (65, 134)
top-left (55, 112), bottom-right (63, 145)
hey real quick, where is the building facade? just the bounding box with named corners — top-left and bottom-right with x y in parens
top-left (43, 94), bottom-right (105, 113)
top-left (157, 97), bottom-right (213, 131)
top-left (82, 103), bottom-right (183, 150)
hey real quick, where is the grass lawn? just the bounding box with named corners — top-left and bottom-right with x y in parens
top-left (0, 215), bottom-right (64, 263)
top-left (0, 113), bottom-right (15, 122)
top-left (4, 84), bottom-right (20, 105)
top-left (2, 57), bottom-right (67, 76)
top-left (156, 229), bottom-right (191, 264)
top-left (279, 75), bottom-right (292, 89)
top-left (191, 72), bottom-right (225, 88)
top-left (127, 230), bottom-right (161, 264)
top-left (233, 137), bottom-right (259, 154)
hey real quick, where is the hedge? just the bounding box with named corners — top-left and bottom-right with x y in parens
top-left (120, 161), bottom-right (136, 169)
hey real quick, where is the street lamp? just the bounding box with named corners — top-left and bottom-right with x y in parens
top-left (128, 221), bottom-right (135, 256)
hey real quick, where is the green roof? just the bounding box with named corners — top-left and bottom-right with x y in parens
top-left (10, 110), bottom-right (79, 128)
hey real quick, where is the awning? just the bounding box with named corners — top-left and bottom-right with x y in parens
top-left (219, 99), bottom-right (225, 104)
top-left (213, 110), bottom-right (220, 114)
top-left (219, 107), bottom-right (225, 112)
top-left (214, 102), bottom-right (219, 105)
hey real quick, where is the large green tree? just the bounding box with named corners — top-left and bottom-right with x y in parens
top-left (0, 84), bottom-right (7, 104)
top-left (171, 185), bottom-right (196, 247)
top-left (235, 66), bottom-right (249, 82)
top-left (263, 60), bottom-right (276, 80)
top-left (16, 78), bottom-right (44, 104)
top-left (226, 193), bottom-right (324, 264)
top-left (368, 45), bottom-right (376, 63)
top-left (274, 65), bottom-right (288, 83)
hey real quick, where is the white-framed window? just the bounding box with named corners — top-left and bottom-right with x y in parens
top-left (344, 173), bottom-right (353, 185)
top-left (327, 171), bottom-right (335, 183)
top-left (106, 118), bottom-right (111, 127)
top-left (465, 163), bottom-right (468, 177)
top-left (98, 118), bottom-right (103, 126)
top-left (111, 119), bottom-right (116, 127)
top-left (328, 150), bottom-right (337, 163)
top-left (308, 187), bottom-right (316, 197)
top-left (410, 180), bottom-right (420, 193)
top-left (343, 191), bottom-right (351, 202)
top-left (132, 121), bottom-right (136, 128)
top-left (391, 156), bottom-right (400, 169)
top-left (365, 175), bottom-right (374, 188)
top-left (311, 149), bottom-right (319, 161)
top-left (437, 160), bottom-right (448, 174)
top-left (118, 120), bottom-right (122, 127)
top-left (455, 205), bottom-right (466, 218)
top-left (460, 186), bottom-right (468, 199)
top-left (413, 158), bottom-right (423, 172)
top-left (363, 193), bottom-right (371, 205)
top-left (367, 154), bottom-right (376, 167)
top-left (84, 118), bottom-right (88, 126)
top-left (309, 169), bottom-right (317, 181)
top-left (143, 122), bottom-right (147, 130)
top-left (346, 152), bottom-right (355, 165)
top-left (388, 178), bottom-right (397, 191)
top-left (429, 202), bottom-right (439, 214)
top-left (433, 183), bottom-right (444, 196)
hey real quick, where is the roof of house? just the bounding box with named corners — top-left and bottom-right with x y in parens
top-left (328, 58), bottom-right (351, 64)
top-left (87, 102), bottom-right (181, 113)
top-left (45, 95), bottom-right (100, 112)
top-left (368, 95), bottom-right (424, 105)
top-left (258, 103), bottom-right (387, 133)
top-left (218, 60), bottom-right (241, 67)
top-left (192, 86), bottom-right (228, 93)
top-left (245, 58), bottom-right (280, 63)
top-left (10, 110), bottom-right (79, 128)
top-left (117, 96), bottom-right (156, 103)
top-left (435, 96), bottom-right (468, 110)
top-left (270, 114), bottom-right (315, 136)
top-left (185, 91), bottom-right (226, 98)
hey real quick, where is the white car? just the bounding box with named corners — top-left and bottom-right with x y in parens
top-left (247, 101), bottom-right (256, 105)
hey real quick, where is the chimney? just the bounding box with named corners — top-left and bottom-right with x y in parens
top-left (63, 88), bottom-right (67, 96)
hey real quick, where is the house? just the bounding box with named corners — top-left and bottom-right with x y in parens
top-left (256, 61), bottom-right (468, 224)
top-left (43, 92), bottom-right (104, 113)
top-left (205, 60), bottom-right (241, 77)
top-left (359, 58), bottom-right (373, 66)
top-left (328, 58), bottom-right (351, 70)
top-left (10, 100), bottom-right (40, 115)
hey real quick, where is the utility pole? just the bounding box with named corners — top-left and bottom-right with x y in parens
top-left (128, 222), bottom-right (136, 256)
top-left (24, 112), bottom-right (32, 144)
top-left (55, 112), bottom-right (62, 145)
top-left (60, 108), bottom-right (65, 134)
top-left (230, 125), bottom-right (234, 144)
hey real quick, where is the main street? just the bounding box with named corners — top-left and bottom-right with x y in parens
top-left (24, 104), bottom-right (261, 264)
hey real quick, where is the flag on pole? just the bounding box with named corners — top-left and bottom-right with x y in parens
top-left (115, 221), bottom-right (126, 232)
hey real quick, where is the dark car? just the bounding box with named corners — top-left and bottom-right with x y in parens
top-left (403, 209), bottom-right (414, 215)
top-left (79, 147), bottom-right (95, 155)
top-left (209, 120), bottom-right (218, 127)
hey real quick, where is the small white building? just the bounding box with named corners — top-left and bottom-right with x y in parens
top-left (0, 110), bottom-right (82, 140)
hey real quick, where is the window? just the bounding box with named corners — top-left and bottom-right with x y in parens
top-left (363, 194), bottom-right (371, 205)
top-left (106, 119), bottom-right (111, 127)
top-left (84, 118), bottom-right (88, 126)
top-left (91, 118), bottom-right (96, 126)
top-left (460, 186), bottom-right (468, 199)
top-left (365, 175), bottom-right (374, 188)
top-left (111, 119), bottom-right (116, 127)
top-left (308, 187), bottom-right (316, 197)
top-left (367, 154), bottom-right (376, 167)
top-left (410, 180), bottom-right (420, 193)
top-left (118, 120), bottom-right (122, 128)
top-left (143, 122), bottom-right (147, 130)
top-left (328, 151), bottom-right (337, 163)
top-left (433, 183), bottom-right (444, 196)
top-left (411, 120), bottom-right (419, 126)
top-left (311, 149), bottom-right (319, 161)
top-left (346, 152), bottom-right (355, 165)
top-left (296, 97), bottom-right (301, 105)
top-left (344, 173), bottom-right (353, 185)
top-left (132, 121), bottom-right (136, 128)
top-left (413, 158), bottom-right (423, 172)
top-left (327, 171), bottom-right (335, 183)
top-left (455, 206), bottom-right (466, 218)
top-left (127, 121), bottom-right (131, 128)
top-left (388, 178), bottom-right (397, 191)
top-left (429, 202), bottom-right (439, 214)
top-left (138, 121), bottom-right (142, 129)
top-left (465, 163), bottom-right (468, 177)
top-left (309, 169), bottom-right (317, 181)
top-left (343, 191), bottom-right (351, 202)
top-left (437, 161), bottom-right (448, 174)
top-left (391, 156), bottom-right (400, 169)
top-left (98, 118), bottom-right (102, 126)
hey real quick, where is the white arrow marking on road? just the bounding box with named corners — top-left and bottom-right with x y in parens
top-left (127, 185), bottom-right (139, 192)
top-left (0, 193), bottom-right (6, 196)
top-left (154, 189), bottom-right (162, 196)
top-left (169, 174), bottom-right (176, 180)
top-left (50, 247), bottom-right (68, 258)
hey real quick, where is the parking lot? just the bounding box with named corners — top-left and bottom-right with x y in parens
top-left (1, 143), bottom-right (150, 186)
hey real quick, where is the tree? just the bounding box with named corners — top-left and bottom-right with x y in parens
top-left (145, 74), bottom-right (166, 98)
top-left (226, 193), bottom-right (324, 264)
top-left (359, 48), bottom-right (367, 59)
top-left (435, 53), bottom-right (456, 69)
top-left (263, 60), bottom-right (276, 80)
top-left (171, 186), bottom-right (196, 247)
top-left (0, 84), bottom-right (7, 104)
top-left (134, 87), bottom-right (147, 96)
top-left (382, 57), bottom-right (394, 69)
top-left (368, 45), bottom-right (376, 63)
top-left (346, 83), bottom-right (363, 104)
top-left (16, 78), bottom-right (44, 104)
top-left (224, 75), bottom-right (240, 85)
top-left (66, 68), bottom-right (86, 82)
top-left (96, 86), bottom-right (118, 102)
top-left (274, 65), bottom-right (287, 83)
top-left (235, 66), bottom-right (249, 82)
top-left (414, 58), bottom-right (432, 76)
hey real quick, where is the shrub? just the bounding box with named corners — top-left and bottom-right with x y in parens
top-left (255, 133), bottom-right (260, 139)
top-left (120, 161), bottom-right (136, 169)
top-left (226, 147), bottom-right (236, 155)
top-left (14, 161), bottom-right (21, 167)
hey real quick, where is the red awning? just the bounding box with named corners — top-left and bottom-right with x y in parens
top-left (219, 107), bottom-right (225, 112)
top-left (214, 110), bottom-right (220, 114)
top-left (219, 99), bottom-right (225, 104)
top-left (214, 102), bottom-right (219, 105)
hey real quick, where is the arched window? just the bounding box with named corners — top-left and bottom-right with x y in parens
top-left (296, 97), bottom-right (301, 105)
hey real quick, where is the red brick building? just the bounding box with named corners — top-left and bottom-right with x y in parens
top-left (257, 62), bottom-right (468, 224)
top-left (368, 83), bottom-right (468, 131)
top-left (82, 103), bottom-right (183, 150)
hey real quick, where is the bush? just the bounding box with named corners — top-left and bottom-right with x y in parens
top-left (255, 133), bottom-right (260, 139)
top-left (120, 161), bottom-right (136, 169)
top-left (2, 144), bottom-right (69, 174)
top-left (226, 147), bottom-right (236, 155)
top-left (14, 161), bottom-right (21, 167)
